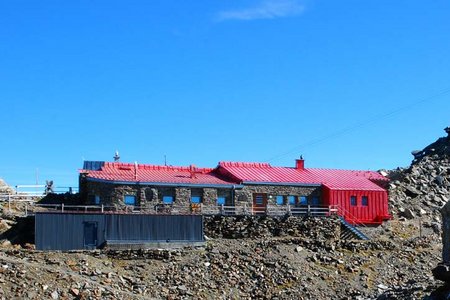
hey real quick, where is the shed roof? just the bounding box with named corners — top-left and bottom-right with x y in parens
top-left (218, 161), bottom-right (387, 191)
top-left (81, 162), bottom-right (237, 187)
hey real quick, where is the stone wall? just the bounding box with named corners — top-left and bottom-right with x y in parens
top-left (236, 185), bottom-right (321, 206)
top-left (203, 188), bottom-right (217, 206)
top-left (80, 180), bottom-right (323, 208)
top-left (204, 215), bottom-right (340, 240)
top-left (175, 188), bottom-right (190, 205)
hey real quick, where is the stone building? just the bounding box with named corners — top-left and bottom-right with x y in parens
top-left (78, 158), bottom-right (390, 224)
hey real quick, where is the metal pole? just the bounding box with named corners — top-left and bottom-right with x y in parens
top-left (419, 218), bottom-right (422, 238)
top-left (62, 203), bottom-right (64, 213)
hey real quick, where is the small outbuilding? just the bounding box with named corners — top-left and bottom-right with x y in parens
top-left (35, 212), bottom-right (204, 251)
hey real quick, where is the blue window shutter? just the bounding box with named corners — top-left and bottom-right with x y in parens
top-left (217, 197), bottom-right (226, 205)
top-left (191, 196), bottom-right (201, 204)
top-left (299, 196), bottom-right (307, 205)
top-left (276, 195), bottom-right (284, 205)
top-left (288, 196), bottom-right (296, 205)
top-left (163, 196), bottom-right (173, 204)
top-left (124, 195), bottom-right (136, 205)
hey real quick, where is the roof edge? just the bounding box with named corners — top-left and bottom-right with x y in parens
top-left (85, 177), bottom-right (243, 188)
top-left (242, 181), bottom-right (322, 187)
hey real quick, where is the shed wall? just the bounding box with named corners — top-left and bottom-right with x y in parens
top-left (35, 213), bottom-right (204, 251)
top-left (35, 213), bottom-right (106, 251)
top-left (105, 215), bottom-right (203, 242)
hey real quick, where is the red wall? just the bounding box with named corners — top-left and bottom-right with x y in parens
top-left (322, 186), bottom-right (390, 225)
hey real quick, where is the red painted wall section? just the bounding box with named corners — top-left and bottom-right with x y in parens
top-left (324, 186), bottom-right (390, 225)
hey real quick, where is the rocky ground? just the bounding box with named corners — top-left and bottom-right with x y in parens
top-left (0, 229), bottom-right (442, 299)
top-left (0, 127), bottom-right (449, 299)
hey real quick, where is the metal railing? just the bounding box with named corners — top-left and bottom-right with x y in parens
top-left (9, 203), bottom-right (340, 218)
top-left (0, 185), bottom-right (79, 201)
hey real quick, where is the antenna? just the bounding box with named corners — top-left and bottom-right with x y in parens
top-left (134, 161), bottom-right (138, 180)
top-left (113, 150), bottom-right (120, 162)
top-left (164, 155), bottom-right (167, 166)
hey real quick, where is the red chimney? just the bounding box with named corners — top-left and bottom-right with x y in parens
top-left (295, 158), bottom-right (304, 170)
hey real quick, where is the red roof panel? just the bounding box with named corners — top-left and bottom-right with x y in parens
top-left (81, 162), bottom-right (236, 186)
top-left (218, 161), bottom-right (387, 191)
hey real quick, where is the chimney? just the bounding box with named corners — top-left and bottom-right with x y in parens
top-left (295, 156), bottom-right (304, 170)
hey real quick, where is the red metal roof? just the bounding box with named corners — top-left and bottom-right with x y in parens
top-left (81, 161), bottom-right (388, 191)
top-left (218, 161), bottom-right (387, 191)
top-left (81, 162), bottom-right (236, 186)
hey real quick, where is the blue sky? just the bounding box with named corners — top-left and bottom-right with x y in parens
top-left (1, 0), bottom-right (449, 188)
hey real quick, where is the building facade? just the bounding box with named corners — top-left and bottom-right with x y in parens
top-left (78, 158), bottom-right (390, 225)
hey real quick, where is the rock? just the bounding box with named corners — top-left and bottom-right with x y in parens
top-left (70, 288), bottom-right (79, 296)
top-left (50, 290), bottom-right (59, 299)
top-left (405, 186), bottom-right (422, 197)
top-left (400, 208), bottom-right (416, 219)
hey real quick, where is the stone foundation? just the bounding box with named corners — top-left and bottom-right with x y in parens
top-left (204, 215), bottom-right (340, 240)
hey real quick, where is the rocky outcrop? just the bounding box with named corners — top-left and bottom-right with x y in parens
top-left (0, 178), bottom-right (13, 195)
top-left (388, 127), bottom-right (450, 224)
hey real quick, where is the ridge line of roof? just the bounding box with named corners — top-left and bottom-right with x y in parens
top-left (101, 162), bottom-right (214, 173)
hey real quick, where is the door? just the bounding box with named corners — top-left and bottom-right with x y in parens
top-left (83, 222), bottom-right (98, 249)
top-left (252, 193), bottom-right (267, 214)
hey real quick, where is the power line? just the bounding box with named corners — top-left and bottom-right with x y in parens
top-left (266, 86), bottom-right (450, 163)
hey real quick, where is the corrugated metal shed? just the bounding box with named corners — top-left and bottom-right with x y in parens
top-left (35, 213), bottom-right (204, 251)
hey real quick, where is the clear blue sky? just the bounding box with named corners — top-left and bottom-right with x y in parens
top-left (1, 0), bottom-right (449, 188)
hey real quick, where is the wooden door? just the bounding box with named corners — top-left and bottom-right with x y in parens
top-left (253, 193), bottom-right (267, 214)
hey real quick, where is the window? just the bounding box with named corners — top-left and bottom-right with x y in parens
top-left (276, 195), bottom-right (284, 205)
top-left (88, 194), bottom-right (98, 204)
top-left (287, 195), bottom-right (296, 205)
top-left (191, 189), bottom-right (202, 204)
top-left (191, 196), bottom-right (201, 204)
top-left (163, 196), bottom-right (173, 204)
top-left (217, 197), bottom-right (226, 205)
top-left (350, 196), bottom-right (357, 206)
top-left (217, 190), bottom-right (231, 206)
top-left (124, 195), bottom-right (136, 205)
top-left (255, 195), bottom-right (264, 205)
top-left (161, 188), bottom-right (175, 204)
top-left (311, 197), bottom-right (319, 206)
top-left (299, 196), bottom-right (308, 205)
top-left (362, 196), bottom-right (368, 206)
